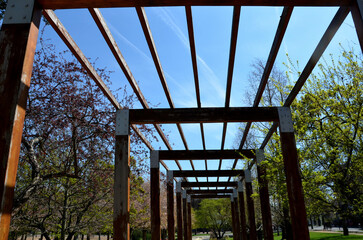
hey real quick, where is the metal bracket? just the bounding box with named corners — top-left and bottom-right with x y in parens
top-left (176, 182), bottom-right (181, 193)
top-left (278, 107), bottom-right (294, 133)
top-left (256, 149), bottom-right (265, 165)
top-left (150, 151), bottom-right (159, 168)
top-left (167, 171), bottom-right (173, 183)
top-left (3, 0), bottom-right (35, 24)
top-left (182, 189), bottom-right (187, 198)
top-left (116, 109), bottom-right (130, 135)
top-left (244, 169), bottom-right (252, 183)
top-left (238, 181), bottom-right (244, 192)
top-left (187, 195), bottom-right (191, 203)
top-left (233, 189), bottom-right (237, 198)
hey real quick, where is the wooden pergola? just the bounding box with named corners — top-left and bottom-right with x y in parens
top-left (0, 1), bottom-right (362, 240)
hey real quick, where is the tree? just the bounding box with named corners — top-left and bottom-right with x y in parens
top-left (292, 49), bottom-right (363, 235)
top-left (0, 0), bottom-right (6, 20)
top-left (10, 35), bottom-right (154, 239)
top-left (195, 199), bottom-right (231, 239)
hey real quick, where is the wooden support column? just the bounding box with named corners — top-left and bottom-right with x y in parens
top-left (0, 1), bottom-right (41, 238)
top-left (237, 182), bottom-right (248, 240)
top-left (351, 0), bottom-right (363, 50)
top-left (256, 150), bottom-right (273, 240)
top-left (187, 195), bottom-right (192, 240)
top-left (150, 151), bottom-right (161, 240)
top-left (231, 196), bottom-right (237, 240)
top-left (278, 107), bottom-right (309, 240)
top-left (176, 182), bottom-right (183, 240)
top-left (167, 171), bottom-right (175, 240)
top-left (114, 110), bottom-right (131, 240)
top-left (244, 170), bottom-right (257, 240)
top-left (233, 189), bottom-right (241, 240)
top-left (182, 190), bottom-right (188, 240)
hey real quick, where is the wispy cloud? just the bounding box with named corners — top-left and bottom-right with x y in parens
top-left (107, 20), bottom-right (153, 65)
top-left (152, 7), bottom-right (225, 106)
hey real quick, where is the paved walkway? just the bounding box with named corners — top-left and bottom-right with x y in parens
top-left (309, 226), bottom-right (363, 234)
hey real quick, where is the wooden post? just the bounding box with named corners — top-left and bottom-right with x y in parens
top-left (256, 150), bottom-right (273, 240)
top-left (244, 169), bottom-right (257, 240)
top-left (233, 189), bottom-right (240, 240)
top-left (167, 171), bottom-right (175, 240)
top-left (231, 196), bottom-right (237, 240)
top-left (187, 195), bottom-right (192, 240)
top-left (0, 1), bottom-right (41, 238)
top-left (351, 0), bottom-right (363, 50)
top-left (182, 190), bottom-right (188, 240)
top-left (278, 107), bottom-right (309, 240)
top-left (150, 151), bottom-right (160, 240)
top-left (114, 110), bottom-right (131, 240)
top-left (176, 182), bottom-right (183, 240)
top-left (237, 182), bottom-right (248, 240)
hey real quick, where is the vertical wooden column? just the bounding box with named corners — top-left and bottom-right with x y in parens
top-left (237, 182), bottom-right (248, 240)
top-left (182, 190), bottom-right (188, 240)
top-left (244, 169), bottom-right (257, 240)
top-left (114, 110), bottom-right (131, 240)
top-left (167, 171), bottom-right (175, 240)
top-left (0, 1), bottom-right (41, 238)
top-left (150, 151), bottom-right (161, 240)
top-left (256, 150), bottom-right (273, 240)
top-left (187, 195), bottom-right (192, 240)
top-left (231, 196), bottom-right (237, 240)
top-left (351, 0), bottom-right (363, 50)
top-left (278, 107), bottom-right (309, 240)
top-left (233, 189), bottom-right (241, 240)
top-left (176, 182), bottom-right (183, 240)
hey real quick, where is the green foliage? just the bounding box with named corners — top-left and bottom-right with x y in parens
top-left (195, 199), bottom-right (231, 239)
top-left (0, 0), bottom-right (6, 20)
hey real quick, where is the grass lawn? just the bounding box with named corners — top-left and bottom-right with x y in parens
top-left (274, 232), bottom-right (363, 240)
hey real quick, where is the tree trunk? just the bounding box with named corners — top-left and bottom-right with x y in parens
top-left (98, 233), bottom-right (101, 240)
top-left (142, 230), bottom-right (147, 240)
top-left (310, 217), bottom-right (314, 229)
top-left (107, 233), bottom-right (110, 240)
top-left (61, 180), bottom-right (70, 240)
top-left (86, 234), bottom-right (90, 240)
top-left (343, 218), bottom-right (349, 236)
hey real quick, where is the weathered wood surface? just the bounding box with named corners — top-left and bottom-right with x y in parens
top-left (173, 170), bottom-right (244, 177)
top-left (129, 107), bottom-right (279, 124)
top-left (176, 192), bottom-right (183, 240)
top-left (159, 149), bottom-right (255, 160)
top-left (38, 0), bottom-right (350, 9)
top-left (245, 182), bottom-right (257, 240)
top-left (181, 182), bottom-right (237, 188)
top-left (187, 189), bottom-right (233, 194)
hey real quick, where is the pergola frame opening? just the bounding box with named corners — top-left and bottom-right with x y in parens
top-left (0, 1), bottom-right (362, 240)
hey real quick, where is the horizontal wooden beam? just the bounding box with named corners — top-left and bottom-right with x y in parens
top-left (187, 189), bottom-right (233, 194)
top-left (37, 0), bottom-right (350, 9)
top-left (173, 170), bottom-right (244, 178)
top-left (181, 182), bottom-right (238, 188)
top-left (129, 107), bottom-right (279, 124)
top-left (159, 149), bottom-right (255, 160)
top-left (191, 194), bottom-right (231, 199)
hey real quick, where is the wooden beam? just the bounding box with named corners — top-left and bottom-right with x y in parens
top-left (278, 108), bottom-right (309, 240)
top-left (260, 6), bottom-right (349, 150)
top-left (244, 170), bottom-right (257, 240)
top-left (88, 8), bottom-right (181, 171)
top-left (181, 182), bottom-right (237, 188)
top-left (37, 0), bottom-right (351, 9)
top-left (187, 189), bottom-right (233, 194)
top-left (151, 151), bottom-right (161, 240)
top-left (182, 191), bottom-right (188, 240)
top-left (0, 2), bottom-right (41, 238)
top-left (173, 170), bottom-right (244, 178)
top-left (167, 171), bottom-right (175, 240)
top-left (256, 150), bottom-right (273, 240)
top-left (114, 110), bottom-right (131, 240)
top-left (351, 0), bottom-right (363, 50)
top-left (129, 107), bottom-right (279, 124)
top-left (191, 194), bottom-right (231, 199)
top-left (237, 182), bottom-right (248, 240)
top-left (176, 183), bottom-right (183, 240)
top-left (159, 149), bottom-right (255, 160)
top-left (233, 6), bottom-right (293, 169)
top-left (187, 196), bottom-right (192, 240)
top-left (231, 198), bottom-right (237, 240)
top-left (219, 5), bottom-right (241, 175)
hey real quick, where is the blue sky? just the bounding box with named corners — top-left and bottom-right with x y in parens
top-left (17, 6), bottom-right (361, 176)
